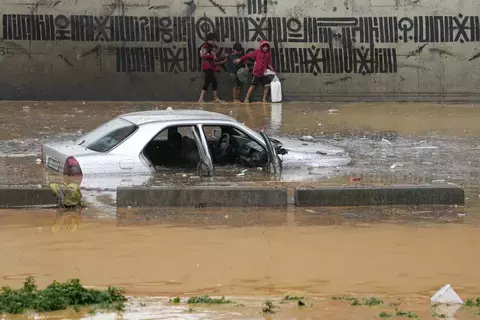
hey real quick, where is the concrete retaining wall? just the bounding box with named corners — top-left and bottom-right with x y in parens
top-left (0, 184), bottom-right (465, 209)
top-left (0, 186), bottom-right (58, 208)
top-left (1, 0), bottom-right (480, 101)
top-left (116, 186), bottom-right (289, 207)
top-left (295, 184), bottom-right (465, 207)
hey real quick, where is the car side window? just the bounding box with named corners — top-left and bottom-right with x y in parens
top-left (143, 125), bottom-right (201, 169)
top-left (201, 124), bottom-right (267, 167)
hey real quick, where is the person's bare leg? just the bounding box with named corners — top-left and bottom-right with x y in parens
top-left (236, 87), bottom-right (241, 102)
top-left (262, 86), bottom-right (269, 103)
top-left (244, 86), bottom-right (255, 103)
top-left (198, 90), bottom-right (206, 103)
top-left (232, 87), bottom-right (238, 102)
top-left (213, 90), bottom-right (225, 103)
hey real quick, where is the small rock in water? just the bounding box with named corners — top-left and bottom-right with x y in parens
top-left (35, 158), bottom-right (42, 165)
top-left (381, 138), bottom-right (392, 144)
top-left (300, 135), bottom-right (314, 142)
top-left (390, 163), bottom-right (403, 169)
top-left (328, 109), bottom-right (338, 114)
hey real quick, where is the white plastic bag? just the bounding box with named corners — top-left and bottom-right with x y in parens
top-left (264, 69), bottom-right (275, 76)
top-left (270, 75), bottom-right (282, 102)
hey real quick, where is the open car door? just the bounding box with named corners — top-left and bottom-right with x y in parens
top-left (192, 126), bottom-right (214, 177)
top-left (260, 130), bottom-right (282, 175)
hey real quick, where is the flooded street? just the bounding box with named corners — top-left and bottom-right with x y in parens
top-left (1, 100), bottom-right (480, 213)
top-left (1, 101), bottom-right (480, 318)
top-left (1, 209), bottom-right (480, 319)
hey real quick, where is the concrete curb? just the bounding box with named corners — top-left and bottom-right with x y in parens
top-left (0, 186), bottom-right (58, 208)
top-left (117, 186), bottom-right (288, 208)
top-left (295, 184), bottom-right (465, 207)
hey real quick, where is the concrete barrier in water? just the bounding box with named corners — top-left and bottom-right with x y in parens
top-left (117, 186), bottom-right (288, 208)
top-left (0, 184), bottom-right (465, 209)
top-left (295, 184), bottom-right (465, 207)
top-left (0, 186), bottom-right (58, 208)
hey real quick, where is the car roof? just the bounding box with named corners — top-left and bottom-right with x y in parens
top-left (119, 109), bottom-right (238, 125)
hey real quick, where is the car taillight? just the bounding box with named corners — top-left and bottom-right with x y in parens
top-left (64, 157), bottom-right (82, 176)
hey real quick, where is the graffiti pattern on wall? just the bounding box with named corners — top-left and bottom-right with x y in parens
top-left (3, 13), bottom-right (478, 75)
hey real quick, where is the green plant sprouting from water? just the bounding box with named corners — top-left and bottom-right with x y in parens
top-left (331, 296), bottom-right (383, 307)
top-left (0, 277), bottom-right (127, 314)
top-left (463, 297), bottom-right (480, 316)
top-left (186, 296), bottom-right (232, 304)
top-left (395, 310), bottom-right (418, 318)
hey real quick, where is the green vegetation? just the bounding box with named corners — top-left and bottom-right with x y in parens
top-left (331, 296), bottom-right (383, 307)
top-left (170, 297), bottom-right (181, 304)
top-left (364, 297), bottom-right (384, 306)
top-left (378, 310), bottom-right (418, 318)
top-left (463, 297), bottom-right (480, 316)
top-left (395, 310), bottom-right (418, 318)
top-left (465, 298), bottom-right (480, 307)
top-left (283, 295), bottom-right (304, 301)
top-left (186, 296), bottom-right (232, 304)
top-left (378, 312), bottom-right (393, 318)
top-left (0, 277), bottom-right (126, 314)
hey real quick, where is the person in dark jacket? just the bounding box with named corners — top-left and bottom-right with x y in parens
top-left (198, 33), bottom-right (225, 103)
top-left (225, 43), bottom-right (248, 102)
top-left (234, 40), bottom-right (274, 103)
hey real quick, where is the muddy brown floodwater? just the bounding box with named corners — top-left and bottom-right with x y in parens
top-left (2, 101), bottom-right (480, 318)
top-left (1, 209), bottom-right (480, 319)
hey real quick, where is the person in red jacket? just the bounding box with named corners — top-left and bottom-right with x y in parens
top-left (234, 40), bottom-right (274, 103)
top-left (198, 32), bottom-right (225, 103)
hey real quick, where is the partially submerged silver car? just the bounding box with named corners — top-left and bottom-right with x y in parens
top-left (41, 109), bottom-right (352, 177)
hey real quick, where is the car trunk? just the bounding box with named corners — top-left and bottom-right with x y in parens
top-left (42, 141), bottom-right (95, 174)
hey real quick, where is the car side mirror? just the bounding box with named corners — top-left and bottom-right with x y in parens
top-left (278, 148), bottom-right (288, 155)
top-left (212, 129), bottom-right (222, 138)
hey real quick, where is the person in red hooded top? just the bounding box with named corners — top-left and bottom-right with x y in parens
top-left (234, 40), bottom-right (274, 103)
top-left (198, 32), bottom-right (225, 103)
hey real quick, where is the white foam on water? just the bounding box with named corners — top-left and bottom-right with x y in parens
top-left (0, 153), bottom-right (38, 158)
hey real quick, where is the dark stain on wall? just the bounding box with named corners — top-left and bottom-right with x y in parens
top-left (207, 0), bottom-right (226, 14)
top-left (428, 48), bottom-right (455, 57)
top-left (468, 51), bottom-right (480, 61)
top-left (78, 44), bottom-right (101, 58)
top-left (148, 5), bottom-right (169, 10)
top-left (58, 53), bottom-right (73, 67)
top-left (324, 76), bottom-right (352, 85)
top-left (182, 1), bottom-right (197, 17)
top-left (405, 43), bottom-right (428, 58)
top-left (397, 62), bottom-right (428, 70)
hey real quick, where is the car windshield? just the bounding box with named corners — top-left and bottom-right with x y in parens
top-left (76, 117), bottom-right (137, 152)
